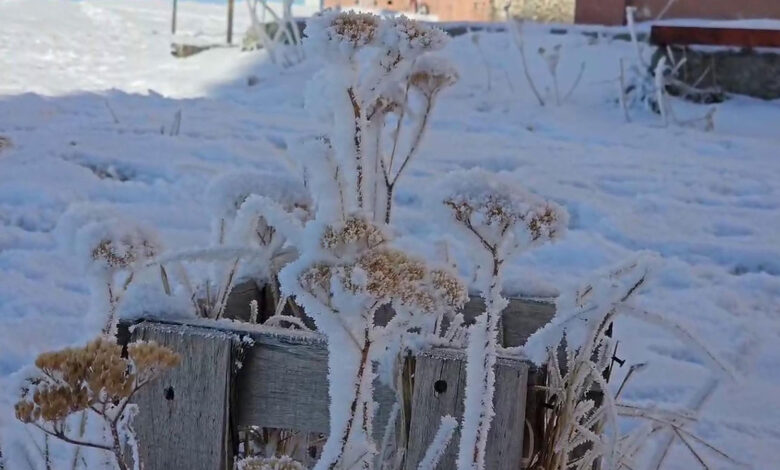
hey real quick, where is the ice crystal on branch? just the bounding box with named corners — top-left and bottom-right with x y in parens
top-left (438, 169), bottom-right (568, 470)
top-left (441, 169), bottom-right (568, 272)
top-left (377, 16), bottom-right (448, 66)
top-left (58, 206), bottom-right (163, 335)
top-left (281, 216), bottom-right (466, 470)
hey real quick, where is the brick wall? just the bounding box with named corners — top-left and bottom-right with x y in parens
top-left (576, 0), bottom-right (780, 25)
top-left (505, 0), bottom-right (576, 23)
top-left (322, 0), bottom-right (495, 21)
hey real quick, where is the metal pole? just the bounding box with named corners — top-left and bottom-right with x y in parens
top-left (172, 0), bottom-right (178, 34)
top-left (227, 0), bottom-right (235, 45)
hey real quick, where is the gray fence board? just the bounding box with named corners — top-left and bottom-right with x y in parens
top-left (130, 322), bottom-right (240, 470)
top-left (404, 350), bottom-right (529, 470)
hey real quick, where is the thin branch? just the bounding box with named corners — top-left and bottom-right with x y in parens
top-left (32, 423), bottom-right (112, 452)
top-left (563, 63), bottom-right (586, 102)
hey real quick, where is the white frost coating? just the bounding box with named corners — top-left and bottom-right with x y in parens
top-left (57, 204), bottom-right (161, 276)
top-left (418, 415), bottom-right (458, 470)
top-left (436, 168), bottom-right (568, 287)
top-left (55, 204), bottom-right (162, 335)
top-left (304, 10), bottom-right (380, 63)
top-left (437, 169), bottom-right (567, 470)
top-left (205, 170), bottom-right (312, 245)
top-left (278, 213), bottom-right (466, 470)
top-left (117, 404), bottom-right (141, 470)
top-left (523, 252), bottom-right (660, 365)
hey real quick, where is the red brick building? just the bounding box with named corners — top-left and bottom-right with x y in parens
top-left (323, 0), bottom-right (780, 24)
top-left (322, 0), bottom-right (494, 22)
top-left (575, 0), bottom-right (780, 25)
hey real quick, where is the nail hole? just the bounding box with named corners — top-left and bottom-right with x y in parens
top-left (164, 386), bottom-right (175, 401)
top-left (433, 379), bottom-right (448, 394)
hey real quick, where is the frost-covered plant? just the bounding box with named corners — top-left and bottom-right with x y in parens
top-left (523, 254), bottom-right (734, 470)
top-left (523, 257), bottom-right (653, 470)
top-left (300, 10), bottom-right (455, 224)
top-left (236, 455), bottom-right (306, 470)
top-left (438, 169), bottom-right (568, 470)
top-left (232, 12), bottom-right (464, 470)
top-left (280, 215), bottom-right (467, 470)
top-left (154, 171), bottom-right (313, 320)
top-left (88, 224), bottom-right (160, 334)
top-left (59, 206), bottom-right (161, 335)
top-left (507, 18), bottom-right (584, 107)
top-left (243, 0), bottom-right (304, 66)
top-left (417, 415), bottom-right (458, 470)
top-left (15, 338), bottom-right (179, 470)
top-left (621, 7), bottom-right (718, 130)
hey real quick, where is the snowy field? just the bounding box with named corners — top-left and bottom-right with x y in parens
top-left (1, 0), bottom-right (779, 468)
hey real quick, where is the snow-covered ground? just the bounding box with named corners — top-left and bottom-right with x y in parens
top-left (1, 1), bottom-right (779, 468)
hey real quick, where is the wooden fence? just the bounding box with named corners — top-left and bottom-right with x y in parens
top-left (118, 297), bottom-right (555, 469)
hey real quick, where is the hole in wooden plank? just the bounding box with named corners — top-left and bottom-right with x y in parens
top-left (433, 379), bottom-right (448, 395)
top-left (164, 386), bottom-right (175, 401)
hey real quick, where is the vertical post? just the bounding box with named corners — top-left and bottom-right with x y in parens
top-left (171, 0), bottom-right (178, 35)
top-left (227, 0), bottom-right (235, 45)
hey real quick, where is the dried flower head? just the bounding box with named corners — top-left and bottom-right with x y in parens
top-left (129, 340), bottom-right (181, 383)
top-left (305, 10), bottom-right (379, 59)
top-left (379, 15), bottom-right (448, 60)
top-left (441, 169), bottom-right (568, 255)
top-left (298, 263), bottom-right (333, 298)
top-left (300, 247), bottom-right (466, 316)
top-left (91, 235), bottom-right (158, 271)
top-left (16, 338), bottom-right (179, 427)
top-left (352, 248), bottom-right (466, 313)
top-left (236, 455), bottom-right (305, 470)
top-left (320, 215), bottom-right (388, 257)
top-left (409, 55), bottom-right (459, 98)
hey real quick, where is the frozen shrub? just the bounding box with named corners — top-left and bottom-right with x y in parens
top-left (295, 11), bottom-right (456, 224)
top-left (438, 169), bottom-right (567, 470)
top-left (58, 205), bottom-right (162, 335)
top-left (15, 338), bottom-right (179, 470)
top-left (281, 216), bottom-right (466, 470)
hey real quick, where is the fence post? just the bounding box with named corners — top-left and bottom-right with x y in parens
top-left (227, 0), bottom-right (235, 45)
top-left (127, 321), bottom-right (241, 470)
top-left (403, 350), bottom-right (529, 470)
top-left (171, 0), bottom-right (177, 35)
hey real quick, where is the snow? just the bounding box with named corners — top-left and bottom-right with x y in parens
top-left (1, 1), bottom-right (780, 469)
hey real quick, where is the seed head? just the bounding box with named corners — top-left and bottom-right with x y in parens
top-left (409, 55), bottom-right (459, 98)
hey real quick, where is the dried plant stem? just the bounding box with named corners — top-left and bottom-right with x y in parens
top-left (348, 87), bottom-right (365, 208)
top-left (619, 59), bottom-right (632, 123)
top-left (383, 98), bottom-right (432, 223)
top-left (214, 257), bottom-right (240, 320)
top-left (517, 38), bottom-right (545, 106)
top-left (70, 411), bottom-right (89, 470)
top-left (563, 63), bottom-right (585, 102)
top-left (330, 328), bottom-right (373, 470)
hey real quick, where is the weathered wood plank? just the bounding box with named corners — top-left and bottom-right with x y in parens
top-left (234, 329), bottom-right (397, 441)
top-left (500, 298), bottom-right (556, 348)
top-left (375, 296), bottom-right (556, 348)
top-left (235, 332), bottom-right (329, 433)
top-left (404, 349), bottom-right (529, 470)
top-left (129, 322), bottom-right (240, 470)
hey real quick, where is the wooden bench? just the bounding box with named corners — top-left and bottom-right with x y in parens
top-left (651, 25), bottom-right (780, 49)
top-left (649, 25), bottom-right (780, 100)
